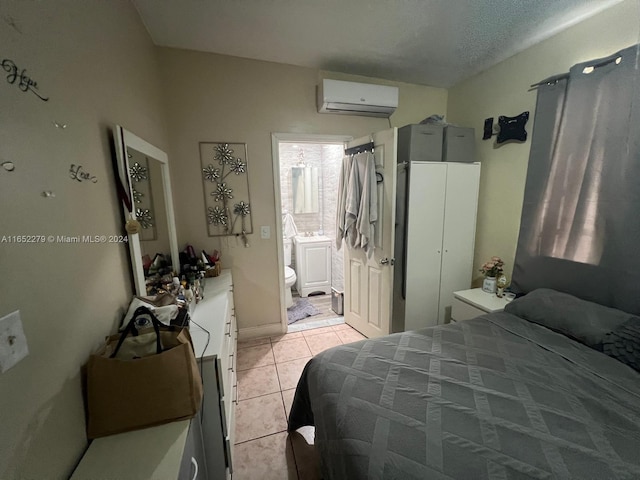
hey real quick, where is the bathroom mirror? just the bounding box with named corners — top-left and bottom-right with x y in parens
top-left (114, 125), bottom-right (179, 296)
top-left (291, 165), bottom-right (319, 213)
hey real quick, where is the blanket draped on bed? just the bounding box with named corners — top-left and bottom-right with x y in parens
top-left (288, 313), bottom-right (640, 480)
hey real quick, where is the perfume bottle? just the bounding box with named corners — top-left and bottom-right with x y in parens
top-left (496, 274), bottom-right (508, 298)
top-left (184, 284), bottom-right (194, 304)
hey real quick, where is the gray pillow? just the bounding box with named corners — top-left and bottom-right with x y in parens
top-left (504, 288), bottom-right (638, 351)
top-left (603, 320), bottom-right (640, 372)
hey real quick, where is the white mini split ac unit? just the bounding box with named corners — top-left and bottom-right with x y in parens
top-left (317, 79), bottom-right (399, 118)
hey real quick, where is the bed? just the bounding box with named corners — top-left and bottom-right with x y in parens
top-left (288, 289), bottom-right (640, 479)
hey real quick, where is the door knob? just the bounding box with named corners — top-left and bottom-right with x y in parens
top-left (379, 258), bottom-right (395, 266)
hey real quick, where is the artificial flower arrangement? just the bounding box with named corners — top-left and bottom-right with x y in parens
top-left (479, 256), bottom-right (505, 278)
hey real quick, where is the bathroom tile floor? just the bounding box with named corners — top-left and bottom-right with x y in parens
top-left (234, 323), bottom-right (366, 480)
top-left (288, 292), bottom-right (344, 332)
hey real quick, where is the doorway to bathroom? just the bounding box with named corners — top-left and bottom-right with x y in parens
top-left (271, 133), bottom-right (351, 333)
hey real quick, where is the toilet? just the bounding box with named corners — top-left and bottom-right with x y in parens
top-left (283, 237), bottom-right (297, 308)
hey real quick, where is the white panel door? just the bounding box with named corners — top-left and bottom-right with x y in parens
top-left (439, 163), bottom-right (481, 323)
top-left (403, 162), bottom-right (447, 330)
top-left (343, 128), bottom-right (397, 338)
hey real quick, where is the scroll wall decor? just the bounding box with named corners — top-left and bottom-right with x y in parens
top-left (69, 164), bottom-right (98, 183)
top-left (200, 142), bottom-right (253, 237)
top-left (1, 57), bottom-right (49, 101)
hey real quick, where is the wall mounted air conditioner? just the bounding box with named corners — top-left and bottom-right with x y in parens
top-left (317, 79), bottom-right (398, 117)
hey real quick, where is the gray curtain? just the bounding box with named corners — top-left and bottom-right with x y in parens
top-left (512, 44), bottom-right (640, 315)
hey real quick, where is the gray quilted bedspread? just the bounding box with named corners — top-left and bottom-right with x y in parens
top-left (288, 313), bottom-right (640, 480)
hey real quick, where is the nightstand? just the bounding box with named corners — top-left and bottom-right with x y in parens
top-left (451, 288), bottom-right (510, 322)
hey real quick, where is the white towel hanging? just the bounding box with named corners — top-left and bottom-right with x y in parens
top-left (335, 151), bottom-right (378, 255)
top-left (282, 211), bottom-right (299, 239)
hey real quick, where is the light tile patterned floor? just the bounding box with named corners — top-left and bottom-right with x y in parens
top-left (234, 323), bottom-right (366, 480)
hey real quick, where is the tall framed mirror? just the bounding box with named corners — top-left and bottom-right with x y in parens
top-left (114, 125), bottom-right (179, 296)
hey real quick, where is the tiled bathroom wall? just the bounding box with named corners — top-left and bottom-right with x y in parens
top-left (279, 143), bottom-right (344, 291)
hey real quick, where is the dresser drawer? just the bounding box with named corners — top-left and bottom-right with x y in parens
top-left (71, 420), bottom-right (194, 480)
top-left (451, 297), bottom-right (486, 322)
top-left (178, 414), bottom-right (207, 480)
top-left (223, 437), bottom-right (234, 475)
top-left (214, 356), bottom-right (226, 398)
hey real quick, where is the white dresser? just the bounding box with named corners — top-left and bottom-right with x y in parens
top-left (71, 270), bottom-right (237, 480)
top-left (190, 270), bottom-right (238, 480)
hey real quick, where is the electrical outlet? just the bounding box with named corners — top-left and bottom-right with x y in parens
top-left (0, 310), bottom-right (29, 373)
top-left (260, 225), bottom-right (271, 239)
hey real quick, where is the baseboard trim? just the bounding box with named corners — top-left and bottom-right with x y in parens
top-left (238, 323), bottom-right (285, 341)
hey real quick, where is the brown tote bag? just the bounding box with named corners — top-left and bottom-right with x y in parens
top-left (86, 307), bottom-right (203, 439)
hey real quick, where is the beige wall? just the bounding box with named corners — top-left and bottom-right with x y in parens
top-left (158, 48), bottom-right (448, 334)
top-left (3, 2), bottom-right (636, 477)
top-left (447, 0), bottom-right (640, 285)
top-left (0, 1), bottom-right (168, 478)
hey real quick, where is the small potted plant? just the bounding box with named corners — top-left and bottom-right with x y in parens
top-left (479, 256), bottom-right (504, 294)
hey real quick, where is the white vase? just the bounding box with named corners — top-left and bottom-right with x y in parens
top-left (482, 276), bottom-right (497, 294)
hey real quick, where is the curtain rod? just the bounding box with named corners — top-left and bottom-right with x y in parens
top-left (531, 48), bottom-right (628, 89)
top-left (344, 141), bottom-right (374, 156)
top-left (530, 72), bottom-right (569, 89)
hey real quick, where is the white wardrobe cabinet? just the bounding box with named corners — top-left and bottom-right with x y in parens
top-left (403, 162), bottom-right (480, 329)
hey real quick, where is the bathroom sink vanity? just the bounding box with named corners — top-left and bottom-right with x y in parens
top-left (294, 235), bottom-right (332, 297)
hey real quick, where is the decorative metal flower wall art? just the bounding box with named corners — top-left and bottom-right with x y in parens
top-left (129, 162), bottom-right (148, 182)
top-left (207, 206), bottom-right (228, 226)
top-left (127, 151), bottom-right (157, 241)
top-left (132, 188), bottom-right (143, 204)
top-left (200, 142), bottom-right (253, 237)
top-left (136, 208), bottom-right (154, 229)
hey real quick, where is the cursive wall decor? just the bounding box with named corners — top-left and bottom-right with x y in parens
top-left (69, 164), bottom-right (98, 183)
top-left (200, 142), bottom-right (253, 237)
top-left (1, 57), bottom-right (49, 101)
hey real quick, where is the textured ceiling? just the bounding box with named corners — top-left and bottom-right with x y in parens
top-left (132, 0), bottom-right (623, 88)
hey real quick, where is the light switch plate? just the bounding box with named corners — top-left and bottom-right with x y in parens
top-left (260, 225), bottom-right (271, 239)
top-left (0, 310), bottom-right (29, 373)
